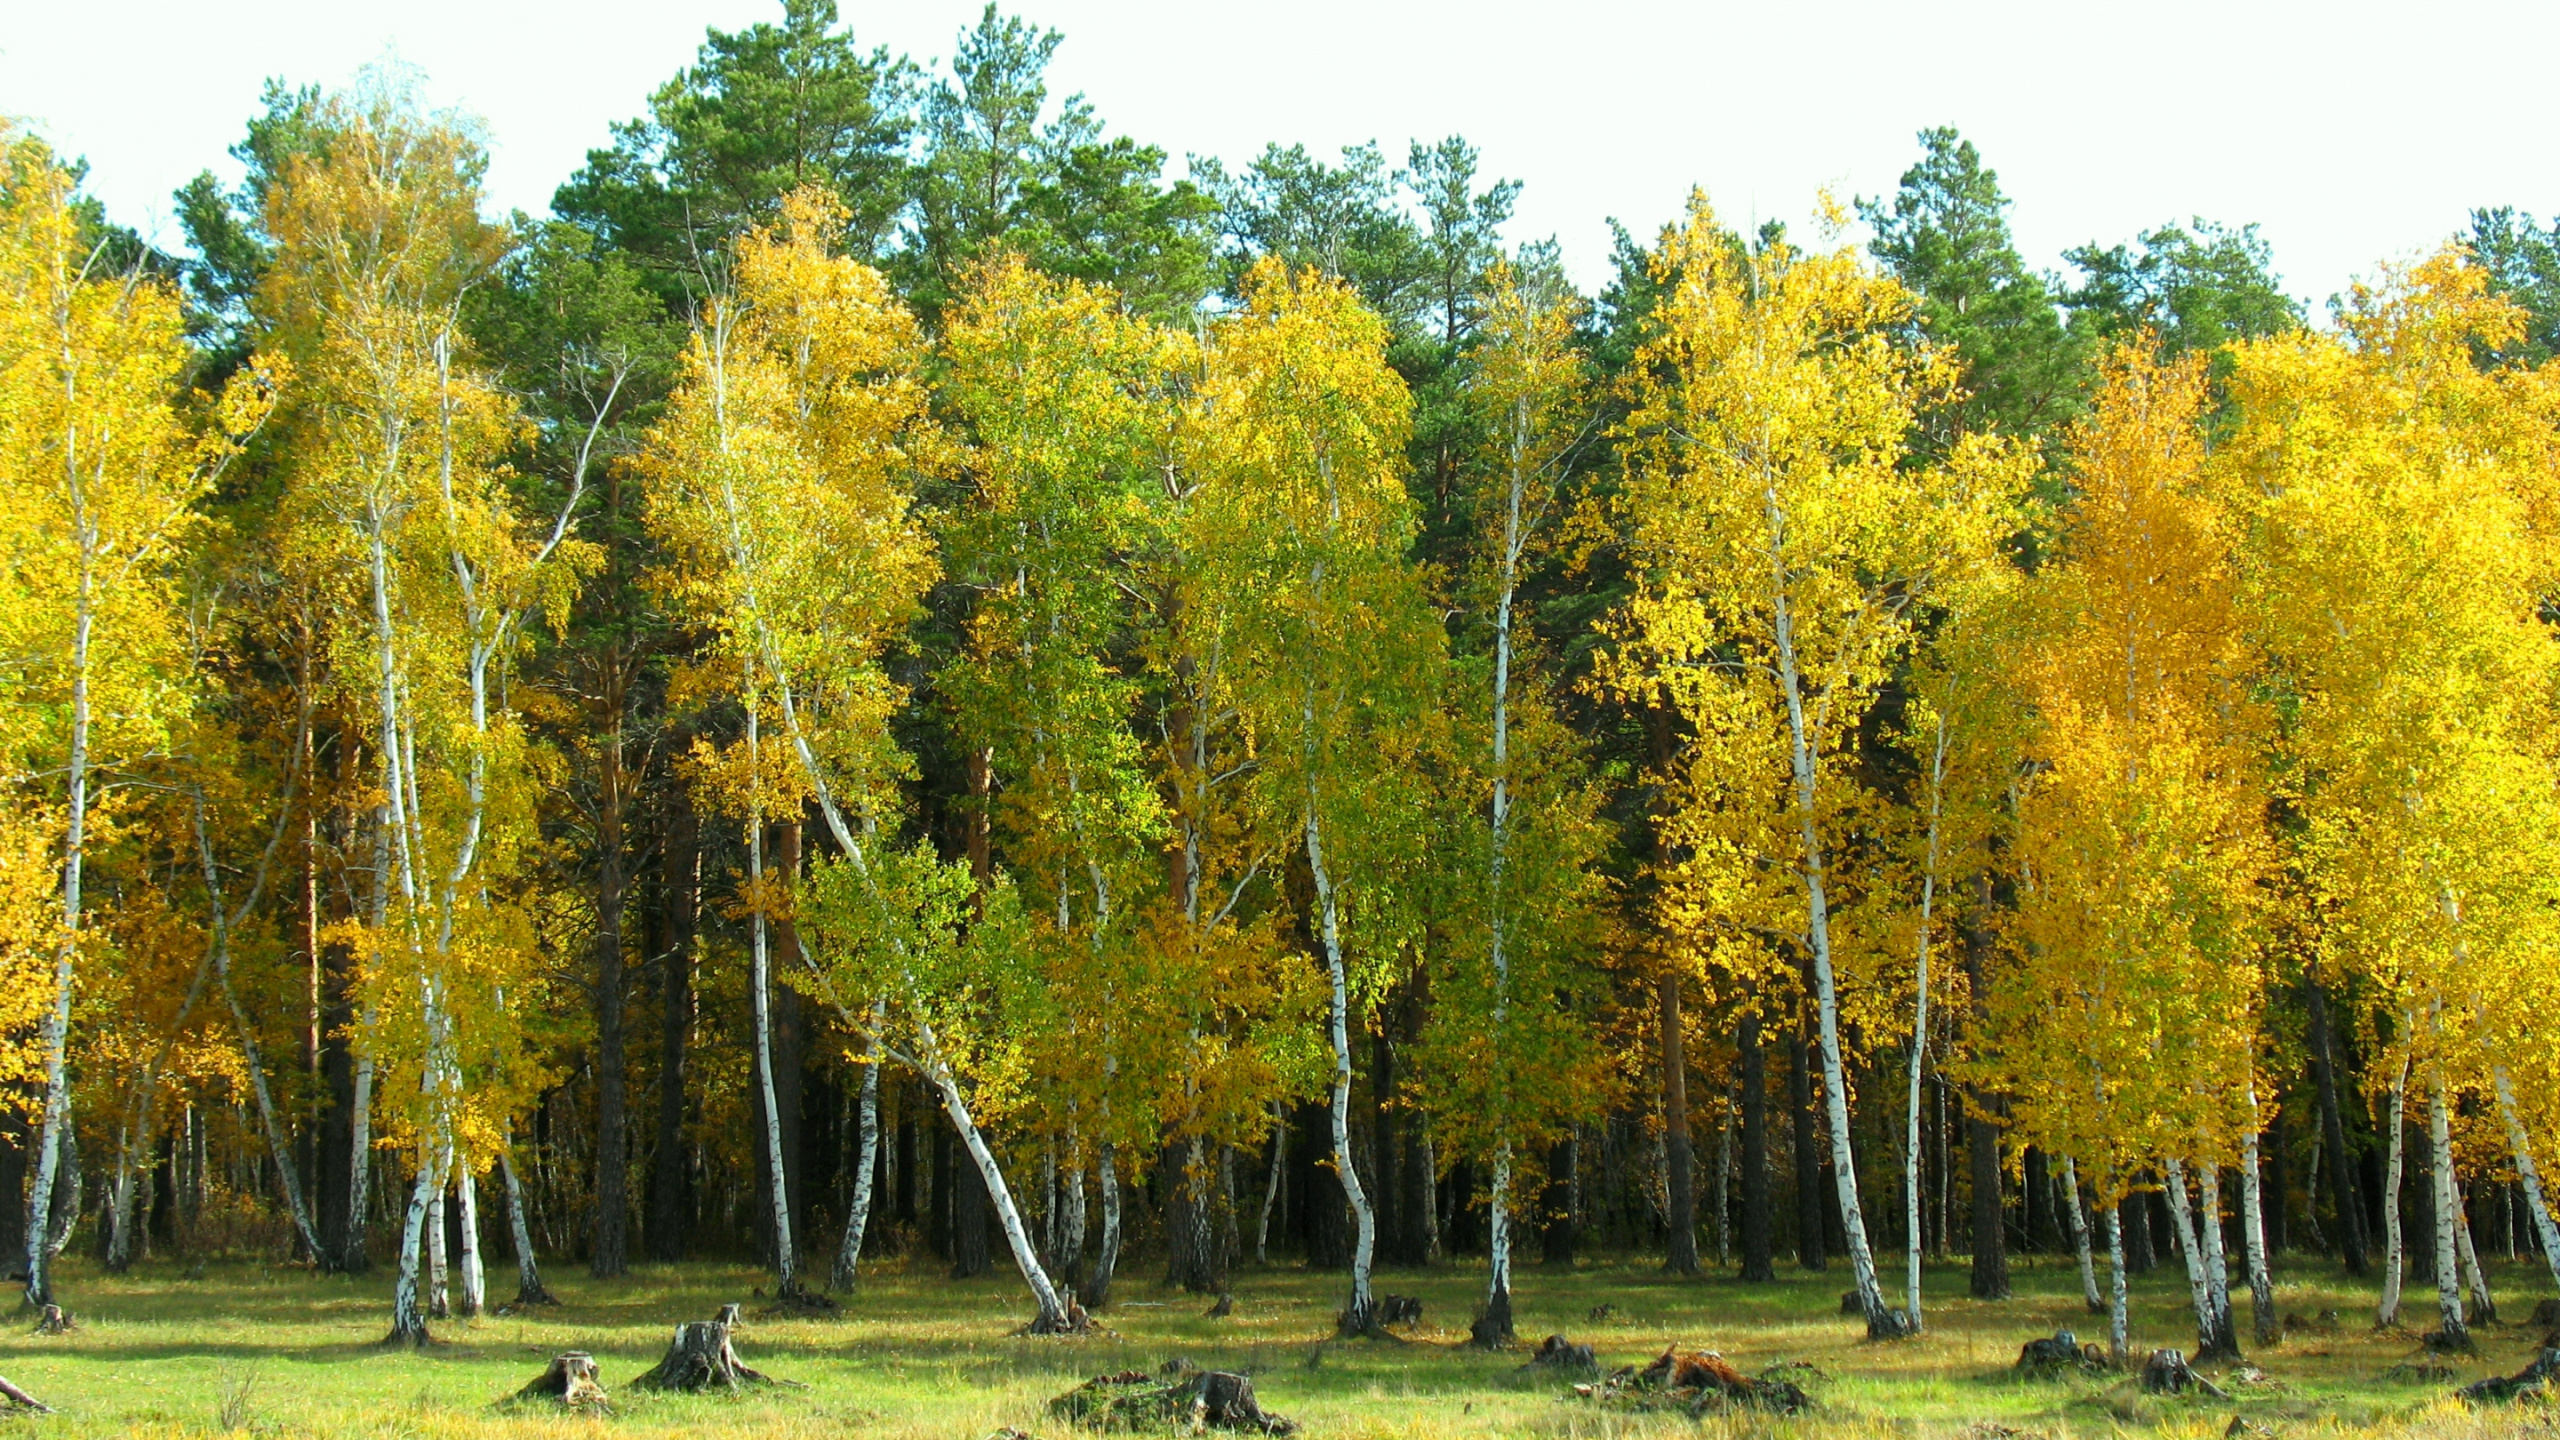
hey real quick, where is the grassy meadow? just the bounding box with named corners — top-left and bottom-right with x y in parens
top-left (0, 1249), bottom-right (2549, 1438)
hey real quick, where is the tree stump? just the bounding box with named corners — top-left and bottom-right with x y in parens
top-left (2140, 1348), bottom-right (2228, 1398)
top-left (1378, 1294), bottom-right (1423, 1326)
top-left (513, 1352), bottom-right (609, 1412)
top-left (31, 1305), bottom-right (72, 1336)
top-left (0, 1374), bottom-right (51, 1413)
top-left (1524, 1334), bottom-right (1599, 1375)
top-left (631, 1315), bottom-right (792, 1391)
top-left (2461, 1347), bottom-right (2560, 1404)
top-left (1206, 1292), bottom-right (1233, 1319)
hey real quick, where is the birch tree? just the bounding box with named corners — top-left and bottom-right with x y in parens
top-left (1607, 193), bottom-right (2028, 1338)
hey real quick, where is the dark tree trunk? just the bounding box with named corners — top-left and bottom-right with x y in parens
top-left (2307, 977), bottom-right (2369, 1273)
top-left (928, 1120), bottom-right (951, 1258)
top-left (316, 865), bottom-right (360, 1273)
top-left (756, 821), bottom-right (809, 1271)
top-left (1737, 1011), bottom-right (1775, 1282)
top-left (951, 1143), bottom-right (991, 1278)
top-left (590, 719), bottom-right (630, 1278)
top-left (648, 796), bottom-right (696, 1264)
top-left (894, 1088), bottom-right (916, 1227)
top-left (1399, 982), bottom-right (1434, 1264)
top-left (2123, 1192), bottom-right (2154, 1271)
top-left (1541, 1132), bottom-right (1577, 1266)
top-left (2024, 1147), bottom-right (2054, 1253)
top-left (1661, 972), bottom-right (1698, 1275)
top-left (1787, 1023), bottom-right (1825, 1271)
top-left (2266, 1100), bottom-right (2289, 1256)
top-left (1371, 1024), bottom-right (1400, 1265)
top-left (1962, 908), bottom-right (2009, 1300)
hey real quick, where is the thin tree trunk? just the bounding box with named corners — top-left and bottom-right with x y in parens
top-left (2198, 1165), bottom-right (2240, 1361)
top-left (456, 1168), bottom-right (484, 1317)
top-left (1255, 1107), bottom-right (1284, 1266)
top-left (650, 797), bottom-right (697, 1263)
top-left (388, 1149), bottom-right (438, 1344)
top-left (1088, 1142), bottom-right (1122, 1308)
top-left (1307, 804), bottom-right (1376, 1332)
top-left (744, 689), bottom-right (798, 1293)
top-left (2309, 977), bottom-right (2369, 1273)
top-left (2426, 1065), bottom-right (2468, 1349)
top-left (2240, 1090), bottom-right (2277, 1346)
top-left (2457, 1190), bottom-right (2495, 1324)
top-left (498, 1142), bottom-right (551, 1305)
top-left (1714, 1080), bottom-right (1735, 1267)
top-left (1765, 500), bottom-right (1897, 1335)
top-left (2492, 1067), bottom-right (2560, 1291)
top-left (831, 1028), bottom-right (880, 1293)
top-left (2104, 1196), bottom-right (2129, 1364)
top-left (590, 718), bottom-right (630, 1278)
top-left (1661, 972), bottom-right (1697, 1276)
top-left (1737, 1011), bottom-right (1775, 1282)
top-left (2063, 1156), bottom-right (2103, 1313)
top-left (2162, 1158), bottom-right (2220, 1360)
top-left (1904, 715), bottom-right (1944, 1331)
top-left (2380, 1053), bottom-right (2410, 1328)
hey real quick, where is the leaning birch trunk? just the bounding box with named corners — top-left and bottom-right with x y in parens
top-left (2239, 1100), bottom-right (2276, 1346)
top-left (764, 677), bottom-right (1075, 1330)
top-left (2064, 1157), bottom-right (2104, 1313)
top-left (830, 1028), bottom-right (881, 1293)
top-left (1768, 515), bottom-right (1900, 1338)
top-left (2197, 1165), bottom-right (2240, 1361)
top-left (1476, 434), bottom-right (1527, 1342)
top-left (2456, 1197), bottom-right (2495, 1324)
top-left (2426, 1066), bottom-right (2468, 1349)
top-left (2103, 1195), bottom-right (2130, 1364)
top-left (1307, 803), bottom-right (1377, 1333)
top-left (2162, 1159), bottom-right (2220, 1358)
top-left (2492, 1068), bottom-right (2560, 1291)
top-left (2379, 1053), bottom-right (2411, 1328)
top-left (1904, 718), bottom-right (1945, 1334)
top-left (497, 1146), bottom-right (552, 1305)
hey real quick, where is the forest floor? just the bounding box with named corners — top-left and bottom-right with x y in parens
top-left (0, 1248), bottom-right (2548, 1437)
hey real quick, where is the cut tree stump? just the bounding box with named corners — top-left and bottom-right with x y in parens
top-left (512, 1352), bottom-right (609, 1412)
top-left (1048, 1368), bottom-right (1297, 1433)
top-left (31, 1305), bottom-right (72, 1335)
top-left (0, 1374), bottom-right (51, 1413)
top-left (2140, 1349), bottom-right (2229, 1398)
top-left (1378, 1295), bottom-right (1423, 1326)
top-left (631, 1312), bottom-right (797, 1392)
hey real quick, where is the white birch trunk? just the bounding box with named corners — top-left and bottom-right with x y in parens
top-left (831, 1032), bottom-right (880, 1293)
top-left (2426, 1066), bottom-right (2467, 1346)
top-left (1307, 804), bottom-right (1376, 1332)
top-left (2379, 1054), bottom-right (2410, 1328)
top-left (2064, 1156), bottom-right (2103, 1313)
top-left (1905, 716), bottom-right (1946, 1334)
top-left (1090, 1142), bottom-right (1122, 1308)
top-left (498, 1145), bottom-right (548, 1304)
top-left (24, 554), bottom-right (92, 1307)
top-left (2103, 1196), bottom-right (2130, 1364)
top-left (388, 1148), bottom-right (438, 1342)
top-left (2198, 1165), bottom-right (2238, 1358)
top-left (2162, 1159), bottom-right (2218, 1355)
top-left (2456, 1194), bottom-right (2494, 1324)
top-left (2239, 1098), bottom-right (2275, 1346)
top-left (456, 1168), bottom-right (484, 1317)
top-left (2492, 1067), bottom-right (2560, 1291)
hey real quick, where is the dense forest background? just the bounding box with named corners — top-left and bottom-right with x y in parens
top-left (8, 0), bottom-right (2560, 1353)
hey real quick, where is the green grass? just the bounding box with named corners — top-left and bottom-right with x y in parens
top-left (0, 1248), bottom-right (2548, 1437)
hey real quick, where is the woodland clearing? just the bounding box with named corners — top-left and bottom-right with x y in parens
top-left (0, 1254), bottom-right (2546, 1439)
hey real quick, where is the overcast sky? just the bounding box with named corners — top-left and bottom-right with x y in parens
top-left (5, 0), bottom-right (2551, 311)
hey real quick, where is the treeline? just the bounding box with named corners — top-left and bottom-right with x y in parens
top-left (7, 0), bottom-right (2560, 1356)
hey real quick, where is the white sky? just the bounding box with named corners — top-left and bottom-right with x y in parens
top-left (5, 0), bottom-right (2553, 311)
